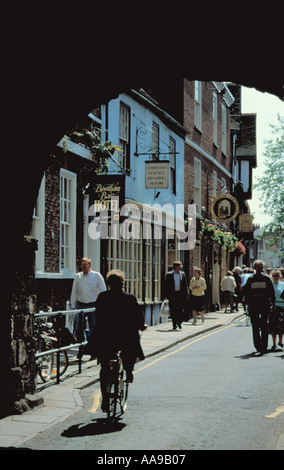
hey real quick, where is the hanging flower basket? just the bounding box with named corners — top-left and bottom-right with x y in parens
top-left (234, 240), bottom-right (246, 255)
top-left (200, 223), bottom-right (238, 252)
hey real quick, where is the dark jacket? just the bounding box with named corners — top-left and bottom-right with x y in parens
top-left (165, 270), bottom-right (189, 299)
top-left (85, 289), bottom-right (145, 363)
top-left (245, 273), bottom-right (275, 309)
top-left (233, 272), bottom-right (242, 299)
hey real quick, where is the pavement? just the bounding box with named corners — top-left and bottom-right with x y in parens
top-left (1, 308), bottom-right (283, 450)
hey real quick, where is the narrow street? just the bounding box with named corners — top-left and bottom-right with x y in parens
top-left (23, 317), bottom-right (284, 451)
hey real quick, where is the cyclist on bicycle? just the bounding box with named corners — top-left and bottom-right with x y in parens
top-left (86, 269), bottom-right (147, 412)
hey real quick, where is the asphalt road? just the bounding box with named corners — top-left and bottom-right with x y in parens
top-left (23, 317), bottom-right (284, 451)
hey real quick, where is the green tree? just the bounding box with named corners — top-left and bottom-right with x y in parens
top-left (253, 113), bottom-right (284, 245)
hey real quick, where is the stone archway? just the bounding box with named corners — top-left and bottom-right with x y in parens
top-left (3, 67), bottom-right (283, 416)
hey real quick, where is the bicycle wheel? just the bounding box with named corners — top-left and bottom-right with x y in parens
top-left (38, 353), bottom-right (54, 382)
top-left (118, 367), bottom-right (129, 413)
top-left (51, 350), bottom-right (69, 378)
top-left (38, 338), bottom-right (54, 382)
top-left (107, 377), bottom-right (118, 423)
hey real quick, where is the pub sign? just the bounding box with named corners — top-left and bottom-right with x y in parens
top-left (211, 194), bottom-right (239, 223)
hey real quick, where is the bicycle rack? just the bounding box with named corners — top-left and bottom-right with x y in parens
top-left (33, 308), bottom-right (94, 385)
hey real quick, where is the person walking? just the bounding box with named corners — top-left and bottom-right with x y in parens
top-left (269, 269), bottom-right (284, 350)
top-left (220, 271), bottom-right (236, 313)
top-left (240, 267), bottom-right (254, 313)
top-left (190, 268), bottom-right (207, 324)
top-left (232, 267), bottom-right (242, 311)
top-left (245, 260), bottom-right (275, 354)
top-left (165, 261), bottom-right (189, 330)
top-left (85, 269), bottom-right (147, 412)
top-left (70, 257), bottom-right (106, 342)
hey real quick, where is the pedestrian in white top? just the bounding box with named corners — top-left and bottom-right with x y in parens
top-left (221, 271), bottom-right (236, 313)
top-left (70, 257), bottom-right (106, 342)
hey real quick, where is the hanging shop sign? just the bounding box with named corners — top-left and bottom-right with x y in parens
top-left (145, 160), bottom-right (169, 189)
top-left (211, 194), bottom-right (239, 223)
top-left (87, 175), bottom-right (125, 221)
top-left (239, 213), bottom-right (253, 232)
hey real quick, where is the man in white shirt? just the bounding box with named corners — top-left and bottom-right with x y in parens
top-left (70, 257), bottom-right (106, 342)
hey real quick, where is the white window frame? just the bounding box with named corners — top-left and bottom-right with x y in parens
top-left (119, 103), bottom-right (130, 169)
top-left (32, 174), bottom-right (45, 273)
top-left (166, 231), bottom-right (180, 273)
top-left (107, 223), bottom-right (143, 302)
top-left (212, 91), bottom-right (218, 145)
top-left (221, 176), bottom-right (227, 193)
top-left (60, 169), bottom-right (77, 274)
top-left (221, 103), bottom-right (227, 155)
top-left (194, 81), bottom-right (202, 131)
top-left (145, 224), bottom-right (152, 301)
top-left (154, 226), bottom-right (162, 302)
top-left (169, 136), bottom-right (176, 194)
top-left (194, 157), bottom-right (202, 215)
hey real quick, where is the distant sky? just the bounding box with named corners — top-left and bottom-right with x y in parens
top-left (241, 86), bottom-right (284, 227)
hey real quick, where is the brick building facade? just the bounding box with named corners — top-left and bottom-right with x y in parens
top-left (149, 79), bottom-right (235, 310)
top-left (184, 81), bottom-right (234, 309)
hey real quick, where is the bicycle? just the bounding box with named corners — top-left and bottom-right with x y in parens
top-left (34, 317), bottom-right (69, 383)
top-left (104, 352), bottom-right (129, 423)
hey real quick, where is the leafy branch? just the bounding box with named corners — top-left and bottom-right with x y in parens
top-left (64, 126), bottom-right (122, 174)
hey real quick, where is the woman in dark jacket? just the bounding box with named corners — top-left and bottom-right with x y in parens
top-left (85, 269), bottom-right (147, 411)
top-left (232, 267), bottom-right (242, 311)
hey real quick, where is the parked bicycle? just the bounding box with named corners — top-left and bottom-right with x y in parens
top-left (104, 351), bottom-right (129, 423)
top-left (34, 316), bottom-right (69, 383)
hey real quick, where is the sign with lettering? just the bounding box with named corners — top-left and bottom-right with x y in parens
top-left (145, 161), bottom-right (169, 189)
top-left (87, 175), bottom-right (125, 220)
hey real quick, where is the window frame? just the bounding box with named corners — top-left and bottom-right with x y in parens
top-left (221, 103), bottom-right (227, 155)
top-left (32, 174), bottom-right (45, 273)
top-left (212, 91), bottom-right (218, 145)
top-left (119, 102), bottom-right (130, 170)
top-left (194, 81), bottom-right (202, 131)
top-left (194, 157), bottom-right (202, 215)
top-left (59, 169), bottom-right (77, 274)
top-left (169, 136), bottom-right (176, 194)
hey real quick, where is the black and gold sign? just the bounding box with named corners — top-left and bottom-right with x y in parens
top-left (88, 175), bottom-right (125, 220)
top-left (211, 194), bottom-right (239, 223)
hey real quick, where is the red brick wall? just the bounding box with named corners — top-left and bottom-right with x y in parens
top-left (184, 143), bottom-right (231, 221)
top-left (183, 80), bottom-right (232, 172)
top-left (183, 80), bottom-right (233, 307)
